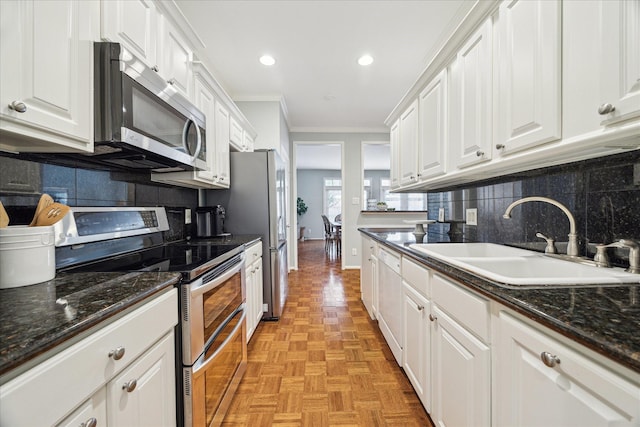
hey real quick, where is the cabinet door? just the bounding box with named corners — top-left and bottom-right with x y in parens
top-left (360, 237), bottom-right (375, 319)
top-left (371, 254), bottom-right (378, 320)
top-left (243, 131), bottom-right (255, 152)
top-left (0, 0), bottom-right (93, 152)
top-left (598, 0), bottom-right (640, 126)
top-left (252, 261), bottom-right (264, 330)
top-left (101, 0), bottom-right (157, 70)
top-left (107, 332), bottom-right (176, 427)
top-left (229, 116), bottom-right (244, 150)
top-left (399, 99), bottom-right (419, 186)
top-left (495, 311), bottom-right (640, 427)
top-left (495, 0), bottom-right (561, 155)
top-left (56, 388), bottom-right (106, 427)
top-left (402, 283), bottom-right (431, 413)
top-left (418, 69), bottom-right (447, 180)
top-left (449, 20), bottom-right (493, 169)
top-left (431, 306), bottom-right (490, 427)
top-left (193, 77), bottom-right (216, 184)
top-left (390, 119), bottom-right (401, 189)
top-left (158, 14), bottom-right (192, 99)
top-left (215, 102), bottom-right (231, 186)
top-left (245, 263), bottom-right (256, 341)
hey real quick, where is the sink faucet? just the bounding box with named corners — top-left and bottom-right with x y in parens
top-left (595, 239), bottom-right (640, 273)
top-left (503, 196), bottom-right (579, 257)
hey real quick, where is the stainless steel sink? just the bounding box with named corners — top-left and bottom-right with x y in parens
top-left (409, 243), bottom-right (640, 286)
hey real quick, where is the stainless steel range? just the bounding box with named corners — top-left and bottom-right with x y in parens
top-left (56, 206), bottom-right (247, 427)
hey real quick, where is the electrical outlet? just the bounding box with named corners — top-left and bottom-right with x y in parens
top-left (466, 208), bottom-right (478, 226)
top-left (352, 248), bottom-right (357, 256)
top-left (438, 208), bottom-right (445, 222)
top-left (352, 197), bottom-right (360, 205)
top-left (184, 209), bottom-right (191, 224)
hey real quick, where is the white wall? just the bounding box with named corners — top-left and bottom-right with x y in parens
top-left (291, 132), bottom-right (426, 269)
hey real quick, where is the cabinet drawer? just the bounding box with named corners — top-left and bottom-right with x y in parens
top-left (432, 274), bottom-right (489, 342)
top-left (0, 288), bottom-right (178, 427)
top-left (402, 257), bottom-right (430, 297)
top-left (245, 241), bottom-right (262, 263)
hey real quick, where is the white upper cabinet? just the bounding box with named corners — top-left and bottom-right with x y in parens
top-left (215, 102), bottom-right (231, 186)
top-left (449, 19), bottom-right (493, 170)
top-left (390, 119), bottom-right (401, 189)
top-left (158, 13), bottom-right (193, 99)
top-left (102, 0), bottom-right (193, 99)
top-left (0, 0), bottom-right (95, 153)
top-left (399, 99), bottom-right (419, 186)
top-left (101, 0), bottom-right (158, 70)
top-left (494, 0), bottom-right (561, 156)
top-left (418, 68), bottom-right (448, 180)
top-left (598, 0), bottom-right (640, 126)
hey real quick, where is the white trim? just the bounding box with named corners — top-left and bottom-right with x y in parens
top-left (290, 126), bottom-right (389, 134)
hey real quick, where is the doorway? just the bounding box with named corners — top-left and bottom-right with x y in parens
top-left (291, 141), bottom-right (344, 270)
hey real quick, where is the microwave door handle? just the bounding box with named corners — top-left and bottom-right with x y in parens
top-left (182, 117), bottom-right (202, 161)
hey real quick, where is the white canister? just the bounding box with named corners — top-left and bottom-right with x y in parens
top-left (0, 225), bottom-right (55, 288)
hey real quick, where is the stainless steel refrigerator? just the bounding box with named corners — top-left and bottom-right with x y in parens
top-left (205, 149), bottom-right (288, 320)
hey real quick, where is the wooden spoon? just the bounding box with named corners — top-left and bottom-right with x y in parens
top-left (29, 194), bottom-right (54, 226)
top-left (0, 201), bottom-right (9, 228)
top-left (34, 202), bottom-right (70, 226)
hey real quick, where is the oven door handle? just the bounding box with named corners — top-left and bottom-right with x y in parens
top-left (190, 256), bottom-right (244, 297)
top-left (192, 304), bottom-right (245, 374)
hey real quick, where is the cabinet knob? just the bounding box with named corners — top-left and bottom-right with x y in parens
top-left (81, 417), bottom-right (97, 427)
top-left (167, 78), bottom-right (176, 86)
top-left (597, 103), bottom-right (615, 115)
top-left (108, 346), bottom-right (125, 360)
top-left (151, 65), bottom-right (159, 72)
top-left (417, 305), bottom-right (424, 311)
top-left (476, 150), bottom-right (484, 157)
top-left (8, 101), bottom-right (27, 113)
top-left (540, 351), bottom-right (561, 368)
top-left (496, 144), bottom-right (505, 150)
top-left (429, 314), bottom-right (437, 322)
top-left (122, 379), bottom-right (137, 393)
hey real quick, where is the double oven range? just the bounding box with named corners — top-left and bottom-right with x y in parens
top-left (55, 206), bottom-right (247, 427)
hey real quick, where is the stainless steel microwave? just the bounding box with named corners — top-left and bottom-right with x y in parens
top-left (91, 42), bottom-right (206, 172)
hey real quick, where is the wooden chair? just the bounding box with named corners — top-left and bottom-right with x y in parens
top-left (321, 214), bottom-right (341, 257)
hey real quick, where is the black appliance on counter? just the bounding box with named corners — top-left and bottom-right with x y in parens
top-left (54, 206), bottom-right (247, 427)
top-left (196, 205), bottom-right (228, 238)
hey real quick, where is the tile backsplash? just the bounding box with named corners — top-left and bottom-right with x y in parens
top-left (426, 150), bottom-right (640, 268)
top-left (0, 156), bottom-right (198, 228)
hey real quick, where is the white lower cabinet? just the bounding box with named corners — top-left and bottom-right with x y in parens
top-left (377, 247), bottom-right (403, 365)
top-left (495, 309), bottom-right (640, 427)
top-left (402, 282), bottom-right (431, 412)
top-left (0, 288), bottom-right (178, 427)
top-left (107, 332), bottom-right (175, 426)
top-left (245, 241), bottom-right (263, 342)
top-left (360, 235), bottom-right (378, 320)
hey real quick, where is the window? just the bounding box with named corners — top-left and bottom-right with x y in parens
top-left (362, 142), bottom-right (427, 211)
top-left (323, 178), bottom-right (342, 220)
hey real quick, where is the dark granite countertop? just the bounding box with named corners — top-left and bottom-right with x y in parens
top-left (0, 271), bottom-right (180, 381)
top-left (189, 234), bottom-right (262, 247)
top-left (360, 228), bottom-right (640, 374)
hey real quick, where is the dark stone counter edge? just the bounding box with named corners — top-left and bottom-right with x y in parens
top-left (359, 228), bottom-right (640, 375)
top-left (0, 274), bottom-right (180, 379)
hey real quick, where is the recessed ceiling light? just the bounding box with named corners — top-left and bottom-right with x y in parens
top-left (259, 55), bottom-right (276, 66)
top-left (358, 54), bottom-right (374, 66)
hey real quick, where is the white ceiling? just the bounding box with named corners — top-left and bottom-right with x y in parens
top-left (175, 0), bottom-right (471, 133)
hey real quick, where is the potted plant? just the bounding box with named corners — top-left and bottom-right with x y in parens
top-left (297, 197), bottom-right (308, 240)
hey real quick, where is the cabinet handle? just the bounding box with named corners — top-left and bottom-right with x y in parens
top-left (495, 144), bottom-right (505, 150)
top-left (416, 304), bottom-right (424, 311)
top-left (540, 351), bottom-right (561, 368)
top-left (108, 346), bottom-right (125, 360)
top-left (167, 78), bottom-right (176, 85)
top-left (597, 103), bottom-right (615, 115)
top-left (8, 101), bottom-right (27, 113)
top-left (429, 314), bottom-right (437, 322)
top-left (80, 417), bottom-right (97, 427)
top-left (122, 379), bottom-right (137, 393)
top-left (476, 150), bottom-right (484, 157)
top-left (151, 65), bottom-right (159, 72)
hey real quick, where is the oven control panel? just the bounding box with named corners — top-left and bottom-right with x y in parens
top-left (53, 207), bottom-right (169, 247)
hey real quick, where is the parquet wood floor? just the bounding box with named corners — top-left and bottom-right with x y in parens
top-left (222, 240), bottom-right (434, 427)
